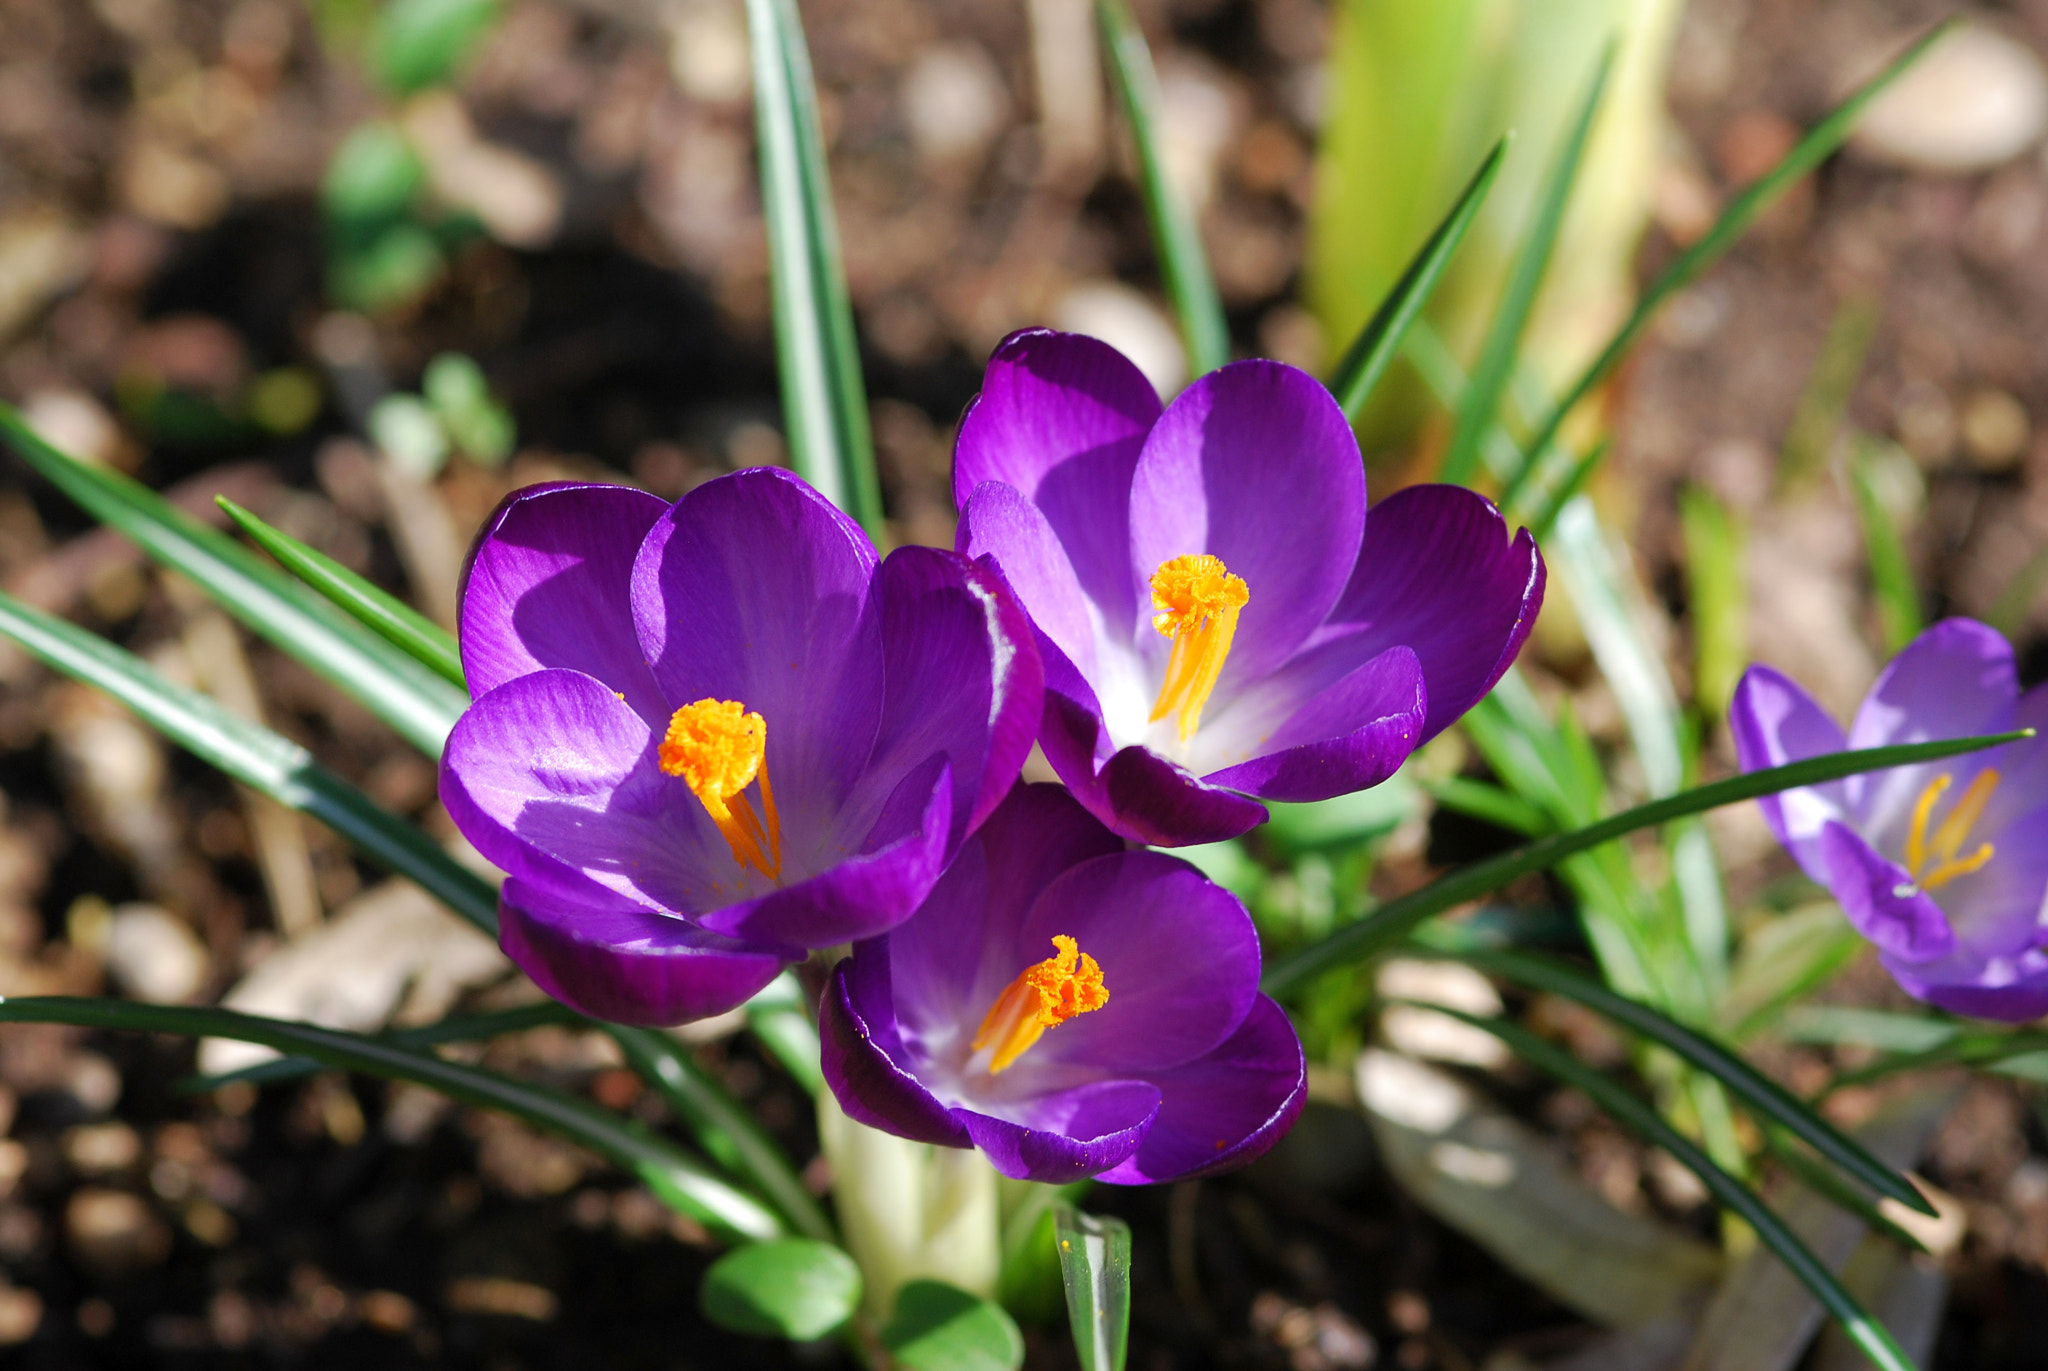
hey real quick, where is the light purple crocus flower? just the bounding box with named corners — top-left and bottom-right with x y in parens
top-left (821, 783), bottom-right (1306, 1184)
top-left (439, 469), bottom-right (1043, 1026)
top-left (953, 329), bottom-right (1546, 847)
top-left (1731, 619), bottom-right (2048, 1020)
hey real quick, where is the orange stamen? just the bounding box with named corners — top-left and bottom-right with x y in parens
top-left (971, 935), bottom-right (1110, 1073)
top-left (660, 698), bottom-right (783, 880)
top-left (1148, 554), bottom-right (1248, 742)
top-left (1902, 769), bottom-right (1999, 892)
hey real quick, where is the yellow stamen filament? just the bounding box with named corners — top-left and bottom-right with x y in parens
top-left (660, 698), bottom-right (783, 880)
top-left (1902, 769), bottom-right (2000, 892)
top-left (1148, 554), bottom-right (1249, 742)
top-left (971, 935), bottom-right (1110, 1074)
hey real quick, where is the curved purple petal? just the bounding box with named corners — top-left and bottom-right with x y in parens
top-left (499, 875), bottom-right (787, 1026)
top-left (1729, 664), bottom-right (1853, 884)
top-left (439, 669), bottom-right (732, 913)
top-left (1886, 947), bottom-right (2048, 1023)
top-left (1096, 995), bottom-right (1306, 1185)
top-left (821, 952), bottom-right (974, 1147)
top-left (1060, 737), bottom-right (1269, 847)
top-left (1128, 361), bottom-right (1365, 684)
top-left (1817, 821), bottom-right (1956, 963)
top-left (1323, 484), bottom-right (1544, 741)
top-left (953, 329), bottom-right (1160, 633)
top-left (632, 467), bottom-right (885, 823)
top-left (697, 761), bottom-right (955, 948)
top-left (860, 546), bottom-right (1044, 845)
top-left (1201, 646), bottom-right (1425, 802)
top-left (1018, 852), bottom-right (1260, 1074)
top-left (1847, 619), bottom-right (2017, 843)
top-left (956, 1080), bottom-right (1161, 1184)
top-left (459, 482), bottom-right (670, 719)
top-left (957, 481), bottom-right (1100, 682)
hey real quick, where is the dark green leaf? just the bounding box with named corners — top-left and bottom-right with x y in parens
top-left (0, 997), bottom-right (783, 1243)
top-left (1326, 137), bottom-right (1508, 419)
top-left (371, 0), bottom-right (501, 94)
top-left (1434, 944), bottom-right (1934, 1216)
top-left (217, 497), bottom-right (466, 688)
top-left (882, 1280), bottom-right (1025, 1371)
top-left (745, 0), bottom-right (884, 537)
top-left (1422, 1004), bottom-right (1919, 1371)
top-left (1261, 726), bottom-right (2029, 997)
top-left (1760, 1127), bottom-right (1930, 1255)
top-left (1097, 0), bottom-right (1228, 377)
top-left (0, 402), bottom-right (466, 755)
top-left (699, 1238), bottom-right (861, 1339)
top-left (0, 589), bottom-right (496, 935)
top-left (1055, 1207), bottom-right (1131, 1371)
top-left (179, 1001), bottom-right (582, 1091)
top-left (1438, 43), bottom-right (1614, 487)
top-left (1517, 22), bottom-right (1954, 471)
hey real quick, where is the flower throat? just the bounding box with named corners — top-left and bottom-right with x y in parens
top-left (660, 698), bottom-right (783, 880)
top-left (972, 936), bottom-right (1109, 1073)
top-left (1149, 554), bottom-right (1248, 742)
top-left (1903, 769), bottom-right (1999, 892)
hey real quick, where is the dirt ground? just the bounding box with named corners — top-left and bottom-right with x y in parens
top-left (2, 0), bottom-right (2048, 1366)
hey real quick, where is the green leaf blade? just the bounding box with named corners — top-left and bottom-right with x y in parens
top-left (1055, 1207), bottom-right (1131, 1371)
top-left (882, 1280), bottom-right (1025, 1371)
top-left (700, 1238), bottom-right (862, 1340)
top-left (1097, 0), bottom-right (1229, 378)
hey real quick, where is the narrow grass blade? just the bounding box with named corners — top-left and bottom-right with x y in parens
top-left (1760, 1127), bottom-right (1930, 1255)
top-left (1098, 0), bottom-right (1229, 377)
top-left (1823, 1030), bottom-right (2048, 1094)
top-left (1519, 22), bottom-right (1955, 469)
top-left (0, 403), bottom-right (466, 755)
top-left (1436, 944), bottom-right (1933, 1216)
top-left (1421, 1004), bottom-right (1919, 1371)
top-left (0, 997), bottom-right (784, 1243)
top-left (608, 1025), bottom-right (836, 1243)
top-left (0, 589), bottom-right (498, 936)
top-left (1679, 485), bottom-right (1748, 721)
top-left (1055, 1206), bottom-right (1132, 1371)
top-left (745, 0), bottom-right (884, 537)
top-left (217, 496), bottom-right (465, 688)
top-left (1517, 437), bottom-right (1607, 538)
top-left (1439, 43), bottom-right (1615, 487)
top-left (1327, 138), bottom-right (1507, 421)
top-left (178, 1001), bottom-right (584, 1091)
top-left (745, 970), bottom-right (824, 1096)
top-left (1849, 442), bottom-right (1924, 653)
top-left (1261, 727), bottom-right (2029, 997)
top-left (1777, 298), bottom-right (1880, 494)
top-left (1418, 776), bottom-right (1552, 838)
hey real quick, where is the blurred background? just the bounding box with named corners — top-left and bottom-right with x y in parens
top-left (2, 0), bottom-right (2048, 1366)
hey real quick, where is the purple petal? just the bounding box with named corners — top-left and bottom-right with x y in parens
top-left (1885, 947), bottom-right (2048, 1022)
top-left (1096, 995), bottom-right (1306, 1185)
top-left (1729, 664), bottom-right (1852, 884)
top-left (459, 482), bottom-right (670, 718)
top-left (1019, 852), bottom-right (1261, 1073)
top-left (499, 876), bottom-right (787, 1026)
top-left (439, 669), bottom-right (731, 913)
top-left (1926, 795), bottom-right (2048, 961)
top-left (860, 546), bottom-right (1044, 845)
top-left (1847, 619), bottom-right (2017, 843)
top-left (1322, 484), bottom-right (1544, 740)
top-left (953, 329), bottom-right (1160, 633)
top-left (957, 1080), bottom-right (1161, 1184)
top-left (697, 761), bottom-right (956, 948)
top-left (1054, 734), bottom-right (1270, 847)
top-left (1201, 646), bottom-right (1425, 802)
top-left (1128, 361), bottom-right (1365, 683)
top-left (957, 481), bottom-right (1100, 681)
top-left (632, 467), bottom-right (884, 821)
top-left (821, 951), bottom-right (975, 1148)
top-left (1817, 821), bottom-right (1956, 962)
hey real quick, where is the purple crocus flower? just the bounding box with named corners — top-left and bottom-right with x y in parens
top-left (821, 783), bottom-right (1307, 1184)
top-left (439, 469), bottom-right (1043, 1026)
top-left (952, 329), bottom-right (1546, 847)
top-left (1731, 619), bottom-right (2048, 1020)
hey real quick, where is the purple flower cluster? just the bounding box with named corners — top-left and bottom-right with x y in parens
top-left (438, 330), bottom-right (1546, 1181)
top-left (1734, 619), bottom-right (2048, 1020)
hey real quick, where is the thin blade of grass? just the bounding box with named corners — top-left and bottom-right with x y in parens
top-left (217, 496), bottom-right (465, 688)
top-left (178, 1001), bottom-right (583, 1091)
top-left (1517, 437), bottom-right (1607, 537)
top-left (745, 0), bottom-right (884, 537)
top-left (1679, 485), bottom-right (1749, 721)
top-left (1419, 1004), bottom-right (1919, 1371)
top-left (1261, 726), bottom-right (2029, 997)
top-left (1518, 22), bottom-right (1955, 469)
top-left (1327, 137), bottom-right (1508, 421)
top-left (745, 970), bottom-right (824, 1096)
top-left (1824, 1030), bottom-right (2048, 1094)
top-left (0, 996), bottom-right (783, 1243)
top-left (0, 589), bottom-right (498, 935)
top-left (1097, 0), bottom-right (1229, 377)
top-left (1055, 1206), bottom-right (1132, 1371)
top-left (1430, 943), bottom-right (1933, 1216)
top-left (1438, 43), bottom-right (1615, 487)
top-left (1760, 1127), bottom-right (1930, 1255)
top-left (1849, 440), bottom-right (1925, 653)
top-left (0, 402), bottom-right (465, 755)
